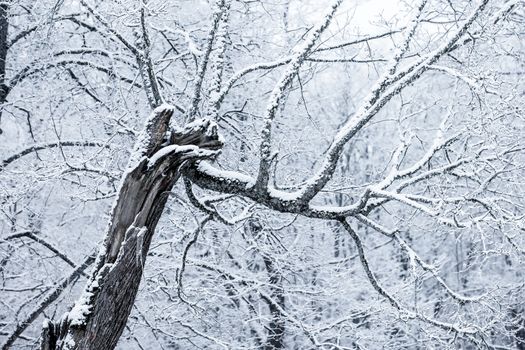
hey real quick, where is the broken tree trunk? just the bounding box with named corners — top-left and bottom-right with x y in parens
top-left (40, 104), bottom-right (223, 350)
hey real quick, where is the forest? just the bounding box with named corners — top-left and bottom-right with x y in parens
top-left (0, 0), bottom-right (524, 349)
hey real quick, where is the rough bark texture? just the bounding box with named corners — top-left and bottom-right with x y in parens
top-left (40, 105), bottom-right (222, 350)
top-left (262, 255), bottom-right (285, 350)
top-left (0, 1), bottom-right (9, 133)
top-left (0, 2), bottom-right (8, 89)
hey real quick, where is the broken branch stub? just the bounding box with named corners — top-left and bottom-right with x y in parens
top-left (40, 105), bottom-right (223, 350)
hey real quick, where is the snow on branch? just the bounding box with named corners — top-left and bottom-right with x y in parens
top-left (394, 234), bottom-right (483, 303)
top-left (136, 5), bottom-right (163, 108)
top-left (0, 253), bottom-right (95, 349)
top-left (78, 0), bottom-right (140, 57)
top-left (206, 0), bottom-right (231, 120)
top-left (294, 0), bottom-right (490, 204)
top-left (256, 0), bottom-right (343, 190)
top-left (187, 0), bottom-right (229, 121)
top-left (127, 103), bottom-right (174, 168)
top-left (0, 141), bottom-right (109, 172)
top-left (340, 219), bottom-right (482, 338)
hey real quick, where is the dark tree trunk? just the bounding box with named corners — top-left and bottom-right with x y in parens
top-left (0, 2), bottom-right (8, 89)
top-left (246, 220), bottom-right (285, 349)
top-left (0, 1), bottom-right (9, 133)
top-left (262, 256), bottom-right (285, 350)
top-left (40, 105), bottom-right (222, 350)
top-left (510, 307), bottom-right (525, 350)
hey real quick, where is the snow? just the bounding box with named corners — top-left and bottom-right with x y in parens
top-left (67, 290), bottom-right (95, 327)
top-left (175, 29), bottom-right (204, 56)
top-left (148, 144), bottom-right (221, 168)
top-left (196, 162), bottom-right (256, 190)
top-left (63, 334), bottom-right (76, 349)
top-left (67, 265), bottom-right (106, 327)
top-left (136, 227), bottom-right (147, 267)
top-left (128, 104), bottom-right (175, 169)
top-left (42, 318), bottom-right (50, 329)
top-left (267, 187), bottom-right (300, 202)
top-left (184, 117), bottom-right (211, 130)
top-left (147, 145), bottom-right (198, 168)
top-left (2, 1), bottom-right (523, 349)
top-left (217, 58), bottom-right (290, 104)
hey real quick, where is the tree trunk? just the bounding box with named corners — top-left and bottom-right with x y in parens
top-left (40, 105), bottom-right (223, 350)
top-left (262, 255), bottom-right (285, 350)
top-left (0, 1), bottom-right (9, 133)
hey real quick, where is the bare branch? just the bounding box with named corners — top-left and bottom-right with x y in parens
top-left (0, 253), bottom-right (95, 350)
top-left (295, 0), bottom-right (490, 203)
top-left (0, 141), bottom-right (109, 172)
top-left (256, 0), bottom-right (344, 190)
top-left (187, 0), bottom-right (228, 121)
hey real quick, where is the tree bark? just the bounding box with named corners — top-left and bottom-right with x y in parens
top-left (40, 105), bottom-right (223, 350)
top-left (0, 1), bottom-right (9, 133)
top-left (262, 255), bottom-right (285, 350)
top-left (0, 1), bottom-right (8, 92)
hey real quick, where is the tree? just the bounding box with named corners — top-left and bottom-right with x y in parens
top-left (1, 0), bottom-right (524, 349)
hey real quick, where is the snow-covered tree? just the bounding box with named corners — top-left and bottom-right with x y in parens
top-left (1, 0), bottom-right (524, 349)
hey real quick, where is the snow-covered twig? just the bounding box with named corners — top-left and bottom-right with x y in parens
top-left (295, 0), bottom-right (490, 204)
top-left (187, 0), bottom-right (228, 121)
top-left (256, 0), bottom-right (343, 190)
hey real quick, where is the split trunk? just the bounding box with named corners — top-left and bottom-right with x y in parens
top-left (40, 105), bottom-right (222, 350)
